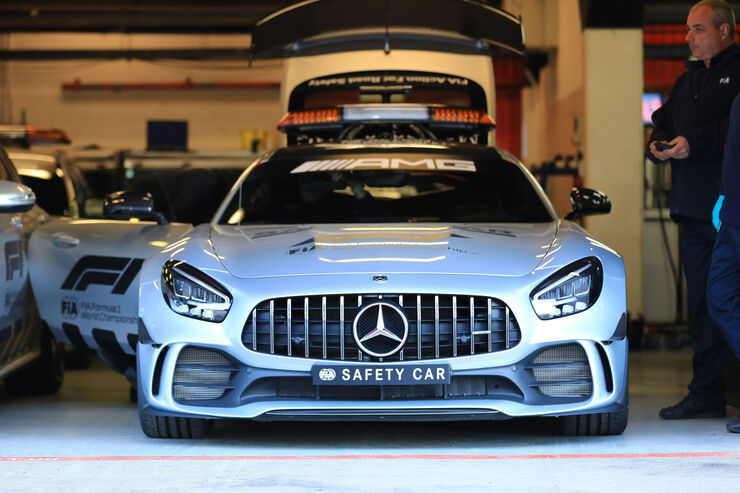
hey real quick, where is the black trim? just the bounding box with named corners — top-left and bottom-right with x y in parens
top-left (138, 318), bottom-right (154, 345)
top-left (92, 328), bottom-right (123, 354)
top-left (596, 344), bottom-right (614, 393)
top-left (127, 333), bottom-right (138, 353)
top-left (152, 346), bottom-right (169, 396)
top-left (607, 313), bottom-right (627, 342)
top-left (62, 322), bottom-right (87, 348)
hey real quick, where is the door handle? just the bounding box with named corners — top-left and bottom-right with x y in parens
top-left (51, 233), bottom-right (80, 248)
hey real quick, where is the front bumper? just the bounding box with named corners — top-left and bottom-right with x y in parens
top-left (137, 335), bottom-right (628, 421)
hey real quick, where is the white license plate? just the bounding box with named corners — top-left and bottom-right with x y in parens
top-left (312, 364), bottom-right (451, 386)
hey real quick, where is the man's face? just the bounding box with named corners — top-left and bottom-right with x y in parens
top-left (686, 5), bottom-right (730, 62)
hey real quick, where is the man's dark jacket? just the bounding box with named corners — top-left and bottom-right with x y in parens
top-left (720, 94), bottom-right (740, 228)
top-left (648, 44), bottom-right (740, 221)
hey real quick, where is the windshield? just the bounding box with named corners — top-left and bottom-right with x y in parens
top-left (19, 170), bottom-right (68, 216)
top-left (11, 153), bottom-right (70, 216)
top-left (82, 167), bottom-right (245, 224)
top-left (219, 152), bottom-right (552, 225)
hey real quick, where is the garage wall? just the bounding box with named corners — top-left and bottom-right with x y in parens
top-left (512, 0), bottom-right (644, 315)
top-left (3, 33), bottom-right (283, 150)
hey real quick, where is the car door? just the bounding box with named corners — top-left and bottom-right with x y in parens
top-left (0, 148), bottom-right (42, 372)
top-left (29, 218), bottom-right (192, 366)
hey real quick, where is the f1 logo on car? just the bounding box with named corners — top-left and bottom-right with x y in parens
top-left (61, 255), bottom-right (144, 294)
top-left (5, 240), bottom-right (23, 281)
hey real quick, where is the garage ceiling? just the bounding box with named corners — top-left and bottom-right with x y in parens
top-left (0, 1), bottom-right (294, 33)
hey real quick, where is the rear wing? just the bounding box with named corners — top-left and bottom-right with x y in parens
top-left (252, 0), bottom-right (525, 58)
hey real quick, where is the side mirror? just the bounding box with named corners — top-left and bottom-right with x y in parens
top-left (0, 180), bottom-right (36, 213)
top-left (565, 187), bottom-right (611, 221)
top-left (103, 191), bottom-right (168, 224)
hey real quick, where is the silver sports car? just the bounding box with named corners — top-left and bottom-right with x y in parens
top-left (134, 106), bottom-right (628, 438)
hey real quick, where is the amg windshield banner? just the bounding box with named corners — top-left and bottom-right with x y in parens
top-left (291, 157), bottom-right (476, 173)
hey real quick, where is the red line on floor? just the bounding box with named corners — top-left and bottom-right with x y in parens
top-left (2, 452), bottom-right (740, 462)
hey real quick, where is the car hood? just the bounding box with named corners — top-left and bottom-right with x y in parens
top-left (210, 223), bottom-right (558, 279)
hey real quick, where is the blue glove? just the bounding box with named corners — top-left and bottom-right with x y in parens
top-left (712, 195), bottom-right (725, 231)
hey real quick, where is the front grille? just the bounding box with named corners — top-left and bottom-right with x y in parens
top-left (527, 343), bottom-right (592, 398)
top-left (242, 294), bottom-right (521, 361)
top-left (172, 347), bottom-right (237, 401)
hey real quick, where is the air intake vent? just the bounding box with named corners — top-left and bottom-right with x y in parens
top-left (173, 347), bottom-right (236, 402)
top-left (528, 343), bottom-right (592, 398)
top-left (242, 293), bottom-right (521, 361)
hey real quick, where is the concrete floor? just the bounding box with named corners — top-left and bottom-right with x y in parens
top-left (1, 349), bottom-right (739, 492)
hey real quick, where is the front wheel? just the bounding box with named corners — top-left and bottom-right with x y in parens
top-left (4, 322), bottom-right (64, 396)
top-left (139, 406), bottom-right (212, 439)
top-left (560, 405), bottom-right (628, 436)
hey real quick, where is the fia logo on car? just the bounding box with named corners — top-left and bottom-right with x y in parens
top-left (61, 297), bottom-right (79, 320)
top-left (318, 368), bottom-right (337, 382)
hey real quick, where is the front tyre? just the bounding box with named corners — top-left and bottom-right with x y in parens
top-left (560, 404), bottom-right (628, 436)
top-left (139, 406), bottom-right (212, 439)
top-left (4, 322), bottom-right (64, 396)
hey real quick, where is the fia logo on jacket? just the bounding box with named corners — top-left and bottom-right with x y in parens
top-left (720, 76), bottom-right (731, 85)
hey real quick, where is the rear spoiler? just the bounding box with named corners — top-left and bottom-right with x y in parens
top-left (252, 0), bottom-right (525, 58)
top-left (0, 125), bottom-right (71, 147)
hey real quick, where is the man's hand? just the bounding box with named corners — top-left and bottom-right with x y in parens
top-left (649, 141), bottom-right (672, 162)
top-left (662, 136), bottom-right (690, 160)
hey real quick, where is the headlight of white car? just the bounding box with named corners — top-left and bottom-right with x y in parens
top-left (530, 257), bottom-right (603, 320)
top-left (161, 260), bottom-right (232, 322)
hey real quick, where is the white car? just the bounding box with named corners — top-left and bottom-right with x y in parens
top-left (131, 105), bottom-right (628, 438)
top-left (28, 150), bottom-right (256, 385)
top-left (0, 144), bottom-right (64, 396)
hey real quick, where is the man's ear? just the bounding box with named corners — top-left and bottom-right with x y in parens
top-left (721, 22), bottom-right (732, 40)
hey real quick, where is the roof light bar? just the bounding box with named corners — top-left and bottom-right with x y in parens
top-left (278, 109), bottom-right (340, 128)
top-left (343, 104), bottom-right (430, 121)
top-left (431, 108), bottom-right (495, 125)
top-left (0, 125), bottom-right (71, 146)
top-left (278, 104), bottom-right (496, 134)
top-left (26, 126), bottom-right (71, 144)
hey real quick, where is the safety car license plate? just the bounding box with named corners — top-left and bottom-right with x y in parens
top-left (312, 364), bottom-right (451, 386)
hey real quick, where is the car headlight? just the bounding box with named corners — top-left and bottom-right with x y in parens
top-left (530, 257), bottom-right (603, 320)
top-left (162, 260), bottom-right (232, 322)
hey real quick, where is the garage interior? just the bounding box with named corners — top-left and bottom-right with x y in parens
top-left (1, 0), bottom-right (740, 490)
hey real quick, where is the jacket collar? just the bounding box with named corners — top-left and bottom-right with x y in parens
top-left (687, 44), bottom-right (740, 71)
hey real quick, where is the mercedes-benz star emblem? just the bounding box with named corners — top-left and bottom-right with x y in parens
top-left (353, 301), bottom-right (408, 357)
top-left (373, 275), bottom-right (388, 283)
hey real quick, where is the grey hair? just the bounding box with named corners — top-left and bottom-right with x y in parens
top-left (692, 0), bottom-right (736, 33)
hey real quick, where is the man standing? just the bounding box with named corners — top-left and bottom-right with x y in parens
top-left (708, 92), bottom-right (740, 433)
top-left (648, 0), bottom-right (740, 420)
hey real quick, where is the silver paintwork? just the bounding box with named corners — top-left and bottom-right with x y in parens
top-left (135, 148), bottom-right (628, 421)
